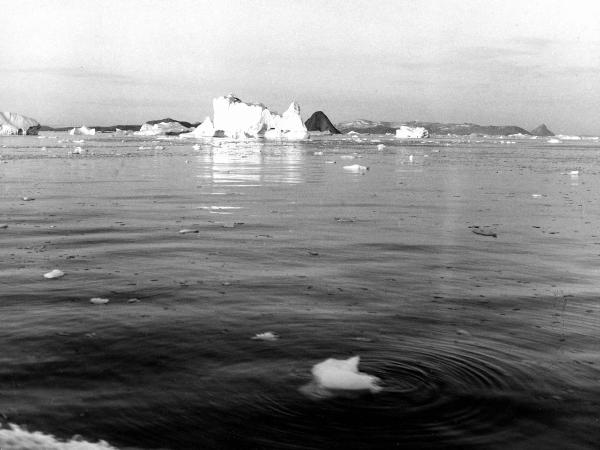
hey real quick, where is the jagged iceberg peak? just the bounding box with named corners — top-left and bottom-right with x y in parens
top-left (211, 94), bottom-right (308, 140)
top-left (0, 112), bottom-right (40, 135)
top-left (180, 116), bottom-right (215, 138)
top-left (69, 125), bottom-right (96, 136)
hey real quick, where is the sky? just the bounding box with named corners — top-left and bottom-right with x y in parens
top-left (1, 0), bottom-right (599, 134)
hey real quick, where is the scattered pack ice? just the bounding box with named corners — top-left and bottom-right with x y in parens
top-left (69, 126), bottom-right (96, 136)
top-left (0, 112), bottom-right (40, 135)
top-left (395, 125), bottom-right (429, 139)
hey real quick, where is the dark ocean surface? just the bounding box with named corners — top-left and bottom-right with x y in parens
top-left (0, 133), bottom-right (598, 449)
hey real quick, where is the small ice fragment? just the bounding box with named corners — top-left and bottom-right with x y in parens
top-left (313, 151), bottom-right (323, 156)
top-left (456, 329), bottom-right (471, 336)
top-left (0, 223), bottom-right (7, 229)
top-left (252, 331), bottom-right (279, 341)
top-left (127, 298), bottom-right (140, 303)
top-left (340, 155), bottom-right (355, 160)
top-left (377, 144), bottom-right (385, 151)
top-left (532, 194), bottom-right (542, 198)
top-left (310, 356), bottom-right (381, 393)
top-left (179, 228), bottom-right (199, 234)
top-left (138, 146), bottom-right (152, 150)
top-left (72, 146), bottom-right (83, 154)
top-left (41, 146), bottom-right (47, 151)
top-left (408, 154), bottom-right (414, 162)
top-left (471, 226), bottom-right (497, 238)
top-left (22, 197), bottom-right (35, 201)
top-left (547, 138), bottom-right (561, 144)
top-left (343, 164), bottom-right (369, 173)
top-left (154, 145), bottom-right (165, 150)
top-left (192, 144), bottom-right (201, 150)
top-left (90, 297), bottom-right (109, 305)
top-left (568, 170), bottom-right (579, 175)
top-left (44, 269), bottom-right (64, 279)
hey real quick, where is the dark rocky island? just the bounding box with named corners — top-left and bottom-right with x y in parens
top-left (530, 123), bottom-right (555, 136)
top-left (305, 111), bottom-right (341, 134)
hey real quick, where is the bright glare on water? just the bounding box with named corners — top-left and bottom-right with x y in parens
top-left (0, 133), bottom-right (599, 449)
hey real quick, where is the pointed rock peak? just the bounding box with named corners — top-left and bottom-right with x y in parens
top-left (530, 123), bottom-right (554, 136)
top-left (304, 111), bottom-right (341, 134)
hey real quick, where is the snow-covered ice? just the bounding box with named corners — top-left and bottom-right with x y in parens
top-left (0, 112), bottom-right (40, 135)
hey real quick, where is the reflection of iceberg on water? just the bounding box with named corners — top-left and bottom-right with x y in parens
top-left (181, 94), bottom-right (308, 140)
top-left (300, 356), bottom-right (382, 399)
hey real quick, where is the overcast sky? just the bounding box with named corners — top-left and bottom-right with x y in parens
top-left (1, 0), bottom-right (599, 134)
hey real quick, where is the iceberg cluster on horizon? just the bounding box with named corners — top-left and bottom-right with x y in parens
top-left (181, 94), bottom-right (308, 140)
top-left (135, 118), bottom-right (192, 136)
top-left (0, 112), bottom-right (40, 135)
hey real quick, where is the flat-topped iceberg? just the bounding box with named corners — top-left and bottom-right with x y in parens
top-left (395, 125), bottom-right (429, 139)
top-left (0, 112), bottom-right (40, 135)
top-left (69, 126), bottom-right (96, 136)
top-left (199, 94), bottom-right (308, 140)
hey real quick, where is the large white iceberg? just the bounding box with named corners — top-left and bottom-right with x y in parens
top-left (395, 125), bottom-right (429, 139)
top-left (0, 112), bottom-right (40, 135)
top-left (135, 120), bottom-right (191, 136)
top-left (208, 94), bottom-right (308, 140)
top-left (180, 117), bottom-right (215, 138)
top-left (69, 126), bottom-right (96, 136)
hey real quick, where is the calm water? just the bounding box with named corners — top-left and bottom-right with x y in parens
top-left (0, 133), bottom-right (599, 449)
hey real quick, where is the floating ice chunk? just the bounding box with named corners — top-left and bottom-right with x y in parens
top-left (408, 154), bottom-right (414, 162)
top-left (90, 297), bottom-right (109, 305)
top-left (22, 197), bottom-right (35, 201)
top-left (0, 223), bottom-right (8, 229)
top-left (568, 170), bottom-right (579, 175)
top-left (310, 356), bottom-right (382, 393)
top-left (0, 423), bottom-right (117, 449)
top-left (44, 269), bottom-right (64, 279)
top-left (395, 125), bottom-right (428, 139)
top-left (532, 194), bottom-right (542, 198)
top-left (313, 151), bottom-right (323, 156)
top-left (135, 120), bottom-right (190, 136)
top-left (69, 126), bottom-right (96, 136)
top-left (377, 144), bottom-right (385, 151)
top-left (181, 117), bottom-right (216, 138)
top-left (154, 145), bottom-right (165, 150)
top-left (343, 164), bottom-right (369, 173)
top-left (252, 331), bottom-right (279, 341)
top-left (340, 155), bottom-right (355, 160)
top-left (179, 228), bottom-right (199, 234)
top-left (72, 147), bottom-right (84, 154)
top-left (556, 134), bottom-right (581, 140)
top-left (138, 146), bottom-right (152, 150)
top-left (192, 144), bottom-right (201, 150)
top-left (547, 138), bottom-right (561, 144)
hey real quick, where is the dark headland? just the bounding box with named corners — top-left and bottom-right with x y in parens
top-left (530, 124), bottom-right (555, 136)
top-left (305, 111), bottom-right (341, 134)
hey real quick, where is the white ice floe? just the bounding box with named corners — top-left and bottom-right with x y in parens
top-left (251, 331), bottom-right (279, 341)
top-left (69, 126), bottom-right (96, 136)
top-left (90, 297), bottom-right (109, 305)
top-left (301, 356), bottom-right (382, 398)
top-left (0, 112), bottom-right (40, 135)
top-left (179, 228), bottom-right (199, 234)
top-left (555, 134), bottom-right (582, 140)
top-left (343, 164), bottom-right (369, 173)
top-left (72, 147), bottom-right (84, 154)
top-left (0, 423), bottom-right (117, 449)
top-left (44, 269), bottom-right (64, 279)
top-left (547, 138), bottom-right (561, 144)
top-left (377, 144), bottom-right (385, 150)
top-left (395, 125), bottom-right (428, 139)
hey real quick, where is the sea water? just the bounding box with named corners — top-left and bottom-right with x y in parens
top-left (0, 133), bottom-right (598, 449)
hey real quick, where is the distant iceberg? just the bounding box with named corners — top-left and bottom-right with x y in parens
top-left (555, 134), bottom-right (582, 141)
top-left (0, 112), bottom-right (40, 135)
top-left (395, 125), bottom-right (429, 139)
top-left (69, 125), bottom-right (96, 136)
top-left (135, 119), bottom-right (191, 136)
